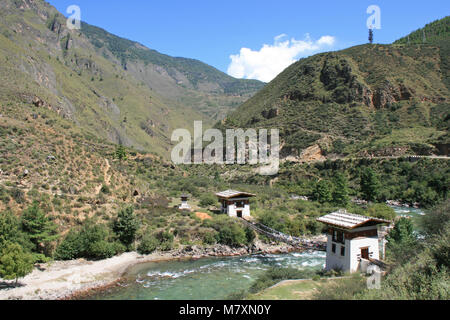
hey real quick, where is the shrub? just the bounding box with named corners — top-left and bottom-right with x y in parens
top-left (155, 231), bottom-right (174, 251)
top-left (88, 240), bottom-right (117, 260)
top-left (100, 185), bottom-right (110, 194)
top-left (420, 199), bottom-right (450, 238)
top-left (199, 194), bottom-right (217, 208)
top-left (137, 234), bottom-right (159, 254)
top-left (10, 188), bottom-right (25, 204)
top-left (54, 230), bottom-right (83, 260)
top-left (202, 231), bottom-right (217, 245)
top-left (55, 222), bottom-right (120, 261)
top-left (245, 227), bottom-right (256, 244)
top-left (215, 223), bottom-right (246, 247)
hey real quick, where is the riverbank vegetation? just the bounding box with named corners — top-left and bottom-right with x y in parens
top-left (245, 199), bottom-right (449, 300)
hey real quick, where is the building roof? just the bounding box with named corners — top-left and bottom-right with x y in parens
top-left (216, 190), bottom-right (256, 199)
top-left (316, 210), bottom-right (390, 230)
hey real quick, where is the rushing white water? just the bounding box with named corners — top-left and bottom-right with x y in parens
top-left (390, 205), bottom-right (425, 218)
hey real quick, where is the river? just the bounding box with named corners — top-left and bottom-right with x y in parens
top-left (88, 251), bottom-right (326, 300)
top-left (88, 206), bottom-right (423, 300)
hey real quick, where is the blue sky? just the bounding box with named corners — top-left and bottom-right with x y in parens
top-left (49, 0), bottom-right (448, 81)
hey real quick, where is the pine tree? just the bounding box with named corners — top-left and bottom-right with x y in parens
top-left (0, 242), bottom-right (34, 286)
top-left (332, 173), bottom-right (349, 206)
top-left (113, 206), bottom-right (140, 250)
top-left (21, 202), bottom-right (59, 255)
top-left (314, 180), bottom-right (333, 204)
top-left (0, 210), bottom-right (20, 249)
top-left (369, 29), bottom-right (374, 44)
top-left (360, 168), bottom-right (381, 202)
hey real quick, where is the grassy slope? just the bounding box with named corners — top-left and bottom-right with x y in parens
top-left (248, 278), bottom-right (345, 300)
top-left (220, 17), bottom-right (449, 158)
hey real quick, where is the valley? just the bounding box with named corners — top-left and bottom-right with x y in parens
top-left (0, 0), bottom-right (448, 302)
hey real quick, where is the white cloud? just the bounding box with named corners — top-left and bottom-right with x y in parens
top-left (227, 34), bottom-right (336, 82)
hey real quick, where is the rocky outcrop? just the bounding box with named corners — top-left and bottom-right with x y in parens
top-left (299, 144), bottom-right (326, 162)
top-left (140, 120), bottom-right (156, 137)
top-left (371, 80), bottom-right (415, 109)
top-left (98, 96), bottom-right (120, 116)
top-left (168, 240), bottom-right (305, 260)
top-left (261, 108), bottom-right (279, 119)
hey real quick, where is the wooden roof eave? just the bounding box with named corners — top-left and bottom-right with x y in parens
top-left (321, 219), bottom-right (390, 230)
top-left (216, 193), bottom-right (256, 200)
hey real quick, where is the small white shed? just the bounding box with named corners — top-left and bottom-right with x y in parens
top-left (317, 210), bottom-right (390, 273)
top-left (216, 190), bottom-right (255, 218)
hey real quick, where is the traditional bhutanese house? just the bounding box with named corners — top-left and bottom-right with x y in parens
top-left (178, 194), bottom-right (191, 211)
top-left (317, 210), bottom-right (390, 273)
top-left (216, 190), bottom-right (256, 218)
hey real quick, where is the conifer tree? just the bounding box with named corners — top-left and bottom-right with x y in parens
top-left (0, 242), bottom-right (34, 286)
top-left (113, 206), bottom-right (140, 250)
top-left (314, 180), bottom-right (333, 204)
top-left (332, 173), bottom-right (349, 206)
top-left (360, 168), bottom-right (381, 202)
top-left (21, 202), bottom-right (58, 255)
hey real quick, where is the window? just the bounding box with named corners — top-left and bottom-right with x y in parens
top-left (332, 230), bottom-right (345, 244)
top-left (341, 246), bottom-right (345, 256)
top-left (337, 231), bottom-right (344, 244)
top-left (332, 243), bottom-right (336, 253)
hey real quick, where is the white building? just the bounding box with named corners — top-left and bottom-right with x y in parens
top-left (178, 194), bottom-right (191, 211)
top-left (216, 190), bottom-right (255, 219)
top-left (317, 210), bottom-right (390, 273)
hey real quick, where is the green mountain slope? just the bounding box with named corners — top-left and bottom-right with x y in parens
top-left (395, 16), bottom-right (450, 45)
top-left (220, 17), bottom-right (450, 159)
top-left (80, 22), bottom-right (264, 119)
top-left (0, 0), bottom-right (263, 158)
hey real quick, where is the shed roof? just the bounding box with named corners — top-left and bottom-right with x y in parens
top-left (316, 210), bottom-right (390, 230)
top-left (216, 190), bottom-right (256, 199)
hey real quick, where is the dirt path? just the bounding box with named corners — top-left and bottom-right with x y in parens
top-left (94, 159), bottom-right (111, 194)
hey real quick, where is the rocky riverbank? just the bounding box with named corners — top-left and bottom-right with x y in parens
top-left (0, 239), bottom-right (325, 300)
